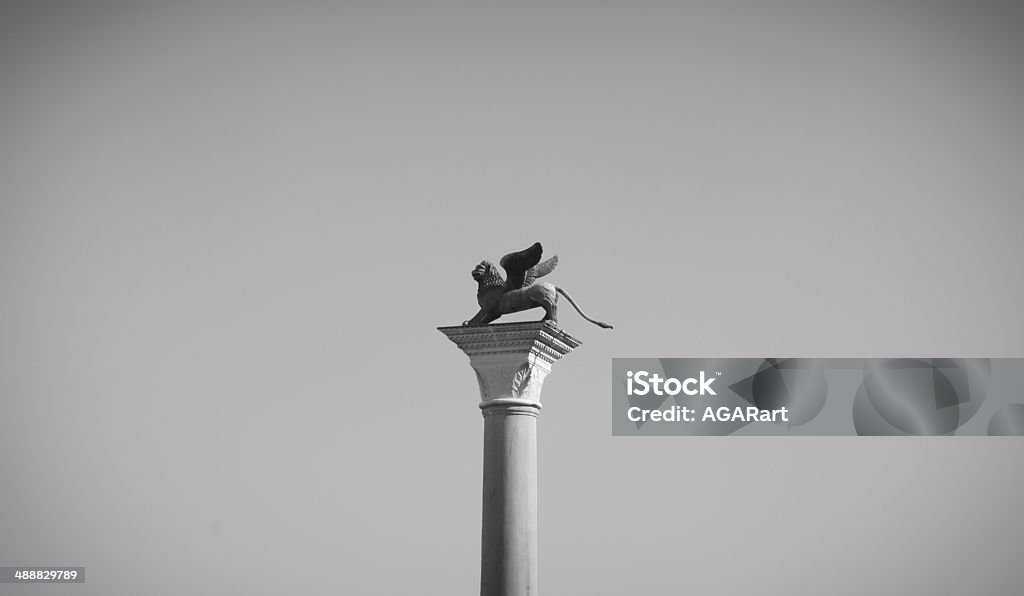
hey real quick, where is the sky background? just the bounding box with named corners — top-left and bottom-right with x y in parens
top-left (2, 1), bottom-right (1023, 594)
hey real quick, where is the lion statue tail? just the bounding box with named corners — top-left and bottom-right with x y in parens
top-left (556, 287), bottom-right (613, 329)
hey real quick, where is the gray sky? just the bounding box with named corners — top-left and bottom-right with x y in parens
top-left (2, 1), bottom-right (1023, 594)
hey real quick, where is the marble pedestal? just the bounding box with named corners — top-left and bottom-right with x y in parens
top-left (438, 321), bottom-right (581, 596)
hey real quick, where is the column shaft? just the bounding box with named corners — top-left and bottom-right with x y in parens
top-left (481, 404), bottom-right (538, 596)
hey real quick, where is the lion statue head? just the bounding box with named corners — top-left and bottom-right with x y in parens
top-left (473, 260), bottom-right (497, 280)
top-left (471, 260), bottom-right (504, 288)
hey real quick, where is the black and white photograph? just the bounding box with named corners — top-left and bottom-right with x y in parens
top-left (2, 1), bottom-right (1024, 594)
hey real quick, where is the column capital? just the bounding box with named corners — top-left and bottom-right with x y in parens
top-left (438, 321), bottom-right (582, 410)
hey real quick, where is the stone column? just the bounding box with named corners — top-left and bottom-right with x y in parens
top-left (438, 321), bottom-right (581, 596)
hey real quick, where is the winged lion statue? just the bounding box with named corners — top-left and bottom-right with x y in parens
top-left (463, 242), bottom-right (613, 329)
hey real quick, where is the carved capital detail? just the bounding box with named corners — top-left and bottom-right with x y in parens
top-left (438, 321), bottom-right (581, 409)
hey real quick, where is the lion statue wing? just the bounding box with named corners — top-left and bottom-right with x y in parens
top-left (499, 242), bottom-right (544, 290)
top-left (522, 255), bottom-right (558, 287)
